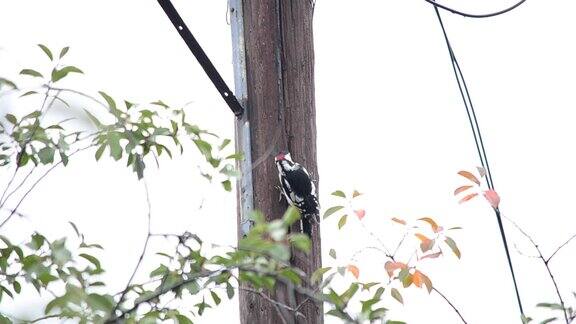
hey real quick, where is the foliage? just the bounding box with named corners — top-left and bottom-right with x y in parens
top-left (0, 45), bottom-right (404, 323)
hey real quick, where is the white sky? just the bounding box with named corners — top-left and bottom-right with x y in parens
top-left (1, 0), bottom-right (576, 323)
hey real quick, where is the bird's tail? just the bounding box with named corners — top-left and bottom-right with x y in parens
top-left (302, 212), bottom-right (319, 237)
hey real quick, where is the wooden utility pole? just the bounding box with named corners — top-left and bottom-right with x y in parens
top-left (230, 1), bottom-right (322, 323)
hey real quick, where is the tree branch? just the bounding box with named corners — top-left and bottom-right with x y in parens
top-left (547, 233), bottom-right (576, 264)
top-left (0, 144), bottom-right (96, 228)
top-left (505, 216), bottom-right (570, 324)
top-left (109, 180), bottom-right (153, 319)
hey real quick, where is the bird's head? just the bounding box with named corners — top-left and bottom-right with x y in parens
top-left (275, 151), bottom-right (292, 163)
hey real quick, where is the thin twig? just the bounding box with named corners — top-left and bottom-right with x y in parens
top-left (547, 233), bottom-right (576, 264)
top-left (505, 216), bottom-right (570, 324)
top-left (109, 180), bottom-right (153, 319)
top-left (432, 287), bottom-right (468, 324)
top-left (0, 167), bottom-right (35, 209)
top-left (0, 144), bottom-right (96, 228)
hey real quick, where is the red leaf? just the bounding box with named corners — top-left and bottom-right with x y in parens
top-left (391, 217), bottom-right (406, 225)
top-left (347, 264), bottom-right (360, 279)
top-left (458, 193), bottom-right (478, 204)
top-left (454, 185), bottom-right (473, 196)
top-left (483, 189), bottom-right (500, 208)
top-left (354, 209), bottom-right (366, 220)
top-left (419, 251), bottom-right (442, 260)
top-left (384, 261), bottom-right (407, 277)
top-left (457, 170), bottom-right (480, 185)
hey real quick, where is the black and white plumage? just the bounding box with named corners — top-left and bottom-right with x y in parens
top-left (275, 151), bottom-right (319, 234)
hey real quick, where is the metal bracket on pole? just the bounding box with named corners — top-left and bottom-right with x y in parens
top-left (229, 0), bottom-right (254, 236)
top-left (157, 0), bottom-right (245, 117)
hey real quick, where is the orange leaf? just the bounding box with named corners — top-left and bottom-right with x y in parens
top-left (354, 209), bottom-right (366, 220)
top-left (483, 189), bottom-right (500, 209)
top-left (457, 170), bottom-right (480, 185)
top-left (414, 233), bottom-right (431, 243)
top-left (384, 261), bottom-right (407, 277)
top-left (391, 217), bottom-right (406, 225)
top-left (454, 185), bottom-right (473, 196)
top-left (412, 270), bottom-right (423, 288)
top-left (347, 264), bottom-right (360, 279)
top-left (420, 272), bottom-right (433, 293)
top-left (458, 192), bottom-right (478, 204)
top-left (418, 217), bottom-right (439, 232)
top-left (419, 251), bottom-right (442, 260)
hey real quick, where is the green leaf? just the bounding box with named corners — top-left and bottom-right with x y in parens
top-left (38, 44), bottom-right (53, 60)
top-left (79, 253), bottom-right (101, 270)
top-left (329, 248), bottom-right (337, 259)
top-left (151, 100), bottom-right (169, 108)
top-left (106, 131), bottom-right (122, 161)
top-left (521, 315), bottom-right (533, 324)
top-left (133, 154), bottom-right (145, 180)
top-left (391, 288), bottom-right (403, 304)
top-left (68, 221), bottom-right (80, 238)
top-left (280, 268), bottom-right (302, 285)
top-left (289, 233), bottom-right (311, 253)
top-left (226, 282), bottom-right (235, 299)
top-left (338, 214), bottom-right (348, 229)
top-left (323, 206), bottom-right (344, 219)
top-left (311, 267), bottom-right (331, 284)
top-left (331, 190), bottom-right (346, 198)
top-left (536, 303), bottom-right (565, 310)
top-left (221, 180), bottom-right (232, 192)
top-left (210, 290), bottom-right (221, 305)
top-left (150, 264), bottom-right (169, 277)
top-left (539, 318), bottom-right (557, 324)
top-left (340, 283), bottom-right (359, 305)
top-left (175, 314), bottom-right (193, 324)
top-left (219, 139), bottom-right (231, 150)
top-left (0, 77), bottom-right (17, 89)
top-left (19, 69), bottom-right (43, 78)
top-left (5, 114), bottom-right (17, 125)
top-left (95, 143), bottom-right (106, 161)
top-left (86, 293), bottom-right (114, 312)
top-left (282, 206), bottom-right (300, 226)
top-left (51, 66), bottom-right (83, 82)
top-left (29, 233), bottom-right (45, 250)
top-left (59, 46), bottom-right (69, 59)
top-left (444, 236), bottom-right (461, 259)
top-left (194, 139), bottom-right (212, 158)
top-left (13, 281), bottom-right (21, 294)
top-left (20, 90), bottom-right (38, 97)
top-left (83, 109), bottom-right (104, 129)
top-left (38, 147), bottom-right (55, 164)
top-left (23, 111), bottom-right (41, 120)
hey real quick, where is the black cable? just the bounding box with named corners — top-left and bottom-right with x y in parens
top-left (157, 0), bottom-right (244, 117)
top-left (432, 5), bottom-right (525, 318)
top-left (425, 0), bottom-right (527, 18)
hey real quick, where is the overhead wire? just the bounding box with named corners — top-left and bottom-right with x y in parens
top-left (431, 3), bottom-right (524, 317)
top-left (425, 0), bottom-right (527, 18)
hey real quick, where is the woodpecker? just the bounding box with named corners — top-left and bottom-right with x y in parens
top-left (274, 151), bottom-right (319, 235)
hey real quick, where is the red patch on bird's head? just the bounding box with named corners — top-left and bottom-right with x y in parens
top-left (275, 152), bottom-right (286, 162)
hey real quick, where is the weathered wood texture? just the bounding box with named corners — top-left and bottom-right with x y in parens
top-left (238, 0), bottom-right (322, 323)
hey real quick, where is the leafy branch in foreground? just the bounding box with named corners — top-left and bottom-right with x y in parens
top-left (0, 45), bottom-right (403, 324)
